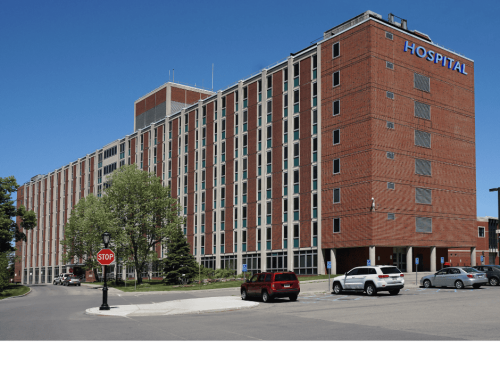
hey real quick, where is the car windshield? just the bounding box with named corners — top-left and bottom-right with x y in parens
top-left (462, 267), bottom-right (480, 273)
top-left (381, 267), bottom-right (401, 274)
top-left (274, 273), bottom-right (297, 282)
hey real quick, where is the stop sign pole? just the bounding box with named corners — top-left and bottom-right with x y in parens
top-left (98, 232), bottom-right (114, 311)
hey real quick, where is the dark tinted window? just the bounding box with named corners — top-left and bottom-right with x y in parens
top-left (357, 268), bottom-right (370, 275)
top-left (436, 270), bottom-right (447, 275)
top-left (250, 275), bottom-right (259, 282)
top-left (258, 274), bottom-right (266, 281)
top-left (265, 274), bottom-right (272, 282)
top-left (369, 268), bottom-right (377, 275)
top-left (462, 267), bottom-right (479, 273)
top-left (274, 273), bottom-right (297, 282)
top-left (381, 267), bottom-right (402, 274)
top-left (346, 269), bottom-right (358, 276)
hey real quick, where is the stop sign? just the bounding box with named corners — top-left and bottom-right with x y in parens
top-left (97, 249), bottom-right (115, 265)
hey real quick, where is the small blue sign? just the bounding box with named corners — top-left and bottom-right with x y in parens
top-left (242, 264), bottom-right (248, 272)
top-left (415, 257), bottom-right (420, 265)
top-left (481, 256), bottom-right (484, 262)
top-left (367, 259), bottom-right (371, 266)
top-left (327, 261), bottom-right (331, 269)
top-left (441, 257), bottom-right (444, 264)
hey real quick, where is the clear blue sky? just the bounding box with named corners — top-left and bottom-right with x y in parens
top-left (1, 0), bottom-right (499, 217)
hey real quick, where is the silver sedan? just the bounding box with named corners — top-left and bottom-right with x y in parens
top-left (420, 267), bottom-right (488, 289)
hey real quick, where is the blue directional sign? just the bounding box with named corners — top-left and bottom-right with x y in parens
top-left (481, 256), bottom-right (484, 263)
top-left (415, 257), bottom-right (419, 265)
top-left (327, 261), bottom-right (332, 269)
top-left (441, 257), bottom-right (444, 264)
top-left (242, 264), bottom-right (248, 272)
top-left (367, 259), bottom-right (371, 266)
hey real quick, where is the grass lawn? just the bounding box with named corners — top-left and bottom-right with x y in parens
top-left (0, 285), bottom-right (30, 300)
top-left (85, 274), bottom-right (341, 293)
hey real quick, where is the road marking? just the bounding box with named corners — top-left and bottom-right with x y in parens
top-left (353, 297), bottom-right (363, 301)
top-left (455, 289), bottom-right (457, 293)
top-left (436, 289), bottom-right (440, 293)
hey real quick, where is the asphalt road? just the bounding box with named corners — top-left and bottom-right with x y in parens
top-left (1, 283), bottom-right (499, 340)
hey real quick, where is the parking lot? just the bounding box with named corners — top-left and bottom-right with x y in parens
top-left (1, 281), bottom-right (499, 340)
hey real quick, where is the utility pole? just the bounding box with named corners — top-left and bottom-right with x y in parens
top-left (489, 188), bottom-right (500, 263)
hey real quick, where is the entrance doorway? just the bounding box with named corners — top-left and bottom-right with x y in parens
top-left (392, 248), bottom-right (406, 272)
top-left (490, 253), bottom-right (497, 265)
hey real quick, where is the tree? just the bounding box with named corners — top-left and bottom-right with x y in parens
top-left (163, 224), bottom-right (198, 284)
top-left (60, 194), bottom-right (115, 281)
top-left (102, 165), bottom-right (184, 284)
top-left (0, 176), bottom-right (37, 291)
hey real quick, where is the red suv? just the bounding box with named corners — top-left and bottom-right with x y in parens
top-left (241, 272), bottom-right (300, 302)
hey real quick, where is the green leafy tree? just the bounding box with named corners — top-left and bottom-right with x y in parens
top-left (102, 165), bottom-right (184, 284)
top-left (163, 225), bottom-right (198, 284)
top-left (0, 176), bottom-right (37, 291)
top-left (60, 194), bottom-right (116, 281)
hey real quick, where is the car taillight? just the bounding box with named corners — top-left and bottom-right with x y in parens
top-left (378, 275), bottom-right (389, 278)
top-left (467, 274), bottom-right (474, 278)
top-left (400, 274), bottom-right (404, 277)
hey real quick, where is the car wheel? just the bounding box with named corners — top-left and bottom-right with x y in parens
top-left (423, 279), bottom-right (431, 288)
top-left (473, 284), bottom-right (481, 289)
top-left (389, 289), bottom-right (400, 295)
top-left (241, 289), bottom-right (248, 300)
top-left (53, 281), bottom-right (56, 285)
top-left (489, 277), bottom-right (499, 286)
top-left (78, 284), bottom-right (81, 286)
top-left (333, 282), bottom-right (342, 294)
top-left (365, 283), bottom-right (377, 296)
top-left (289, 295), bottom-right (298, 301)
top-left (455, 280), bottom-right (464, 289)
top-left (262, 290), bottom-right (272, 303)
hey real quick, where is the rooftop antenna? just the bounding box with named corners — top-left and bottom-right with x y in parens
top-left (212, 63), bottom-right (214, 91)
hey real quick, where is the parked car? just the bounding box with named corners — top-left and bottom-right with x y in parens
top-left (332, 265), bottom-right (404, 296)
top-left (241, 272), bottom-right (300, 302)
top-left (53, 273), bottom-right (71, 285)
top-left (472, 265), bottom-right (500, 286)
top-left (420, 267), bottom-right (488, 289)
top-left (62, 275), bottom-right (81, 286)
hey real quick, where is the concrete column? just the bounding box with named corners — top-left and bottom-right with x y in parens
top-left (471, 247), bottom-right (476, 266)
top-left (369, 246), bottom-right (375, 266)
top-left (406, 246), bottom-right (413, 273)
top-left (331, 248), bottom-right (337, 275)
top-left (215, 253), bottom-right (221, 270)
top-left (430, 246), bottom-right (436, 272)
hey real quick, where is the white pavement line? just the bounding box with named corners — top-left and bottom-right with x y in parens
top-left (353, 297), bottom-right (363, 300)
top-left (332, 296), bottom-right (347, 301)
top-left (436, 289), bottom-right (440, 292)
top-left (455, 289), bottom-right (457, 292)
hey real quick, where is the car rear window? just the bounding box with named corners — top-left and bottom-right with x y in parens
top-left (381, 267), bottom-right (401, 274)
top-left (462, 267), bottom-right (480, 273)
top-left (274, 273), bottom-right (297, 282)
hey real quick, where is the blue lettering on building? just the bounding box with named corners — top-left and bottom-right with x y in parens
top-left (404, 41), bottom-right (467, 75)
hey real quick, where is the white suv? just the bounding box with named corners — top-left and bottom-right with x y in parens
top-left (332, 265), bottom-right (404, 296)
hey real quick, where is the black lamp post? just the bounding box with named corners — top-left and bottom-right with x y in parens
top-left (99, 232), bottom-right (111, 311)
top-left (489, 188), bottom-right (500, 264)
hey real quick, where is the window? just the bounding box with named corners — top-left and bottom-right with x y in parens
top-left (415, 101), bottom-right (431, 120)
top-left (294, 250), bottom-right (317, 275)
top-left (333, 100), bottom-right (340, 116)
top-left (388, 213), bottom-right (395, 220)
top-left (416, 217), bottom-right (432, 233)
top-left (387, 182), bottom-right (395, 190)
top-left (293, 89), bottom-right (299, 113)
top-left (414, 73), bottom-right (430, 92)
top-left (293, 224), bottom-right (299, 248)
top-left (293, 143), bottom-right (299, 167)
top-left (333, 188), bottom-right (340, 203)
top-left (332, 71), bottom-right (339, 87)
top-left (293, 197), bottom-right (299, 221)
top-left (416, 188), bottom-right (432, 204)
top-left (266, 176), bottom-right (271, 198)
top-left (415, 159), bottom-right (432, 176)
top-left (387, 152), bottom-right (395, 160)
top-left (332, 42), bottom-right (339, 58)
top-left (266, 227), bottom-right (271, 250)
top-left (293, 117), bottom-right (299, 140)
top-left (332, 129), bottom-right (340, 145)
top-left (333, 218), bottom-right (340, 233)
top-left (478, 227), bottom-right (485, 238)
top-left (333, 159), bottom-right (340, 174)
top-left (386, 31), bottom-right (393, 40)
top-left (415, 130), bottom-right (431, 148)
top-left (293, 63), bottom-right (299, 87)
top-left (387, 121), bottom-right (394, 130)
top-left (386, 91), bottom-right (394, 99)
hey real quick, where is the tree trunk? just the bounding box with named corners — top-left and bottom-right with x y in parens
top-left (93, 268), bottom-right (100, 282)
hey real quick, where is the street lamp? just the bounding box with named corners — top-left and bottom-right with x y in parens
top-left (99, 232), bottom-right (111, 311)
top-left (489, 188), bottom-right (500, 264)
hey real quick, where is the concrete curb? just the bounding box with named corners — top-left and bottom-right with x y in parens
top-left (84, 296), bottom-right (260, 317)
top-left (0, 287), bottom-right (32, 301)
